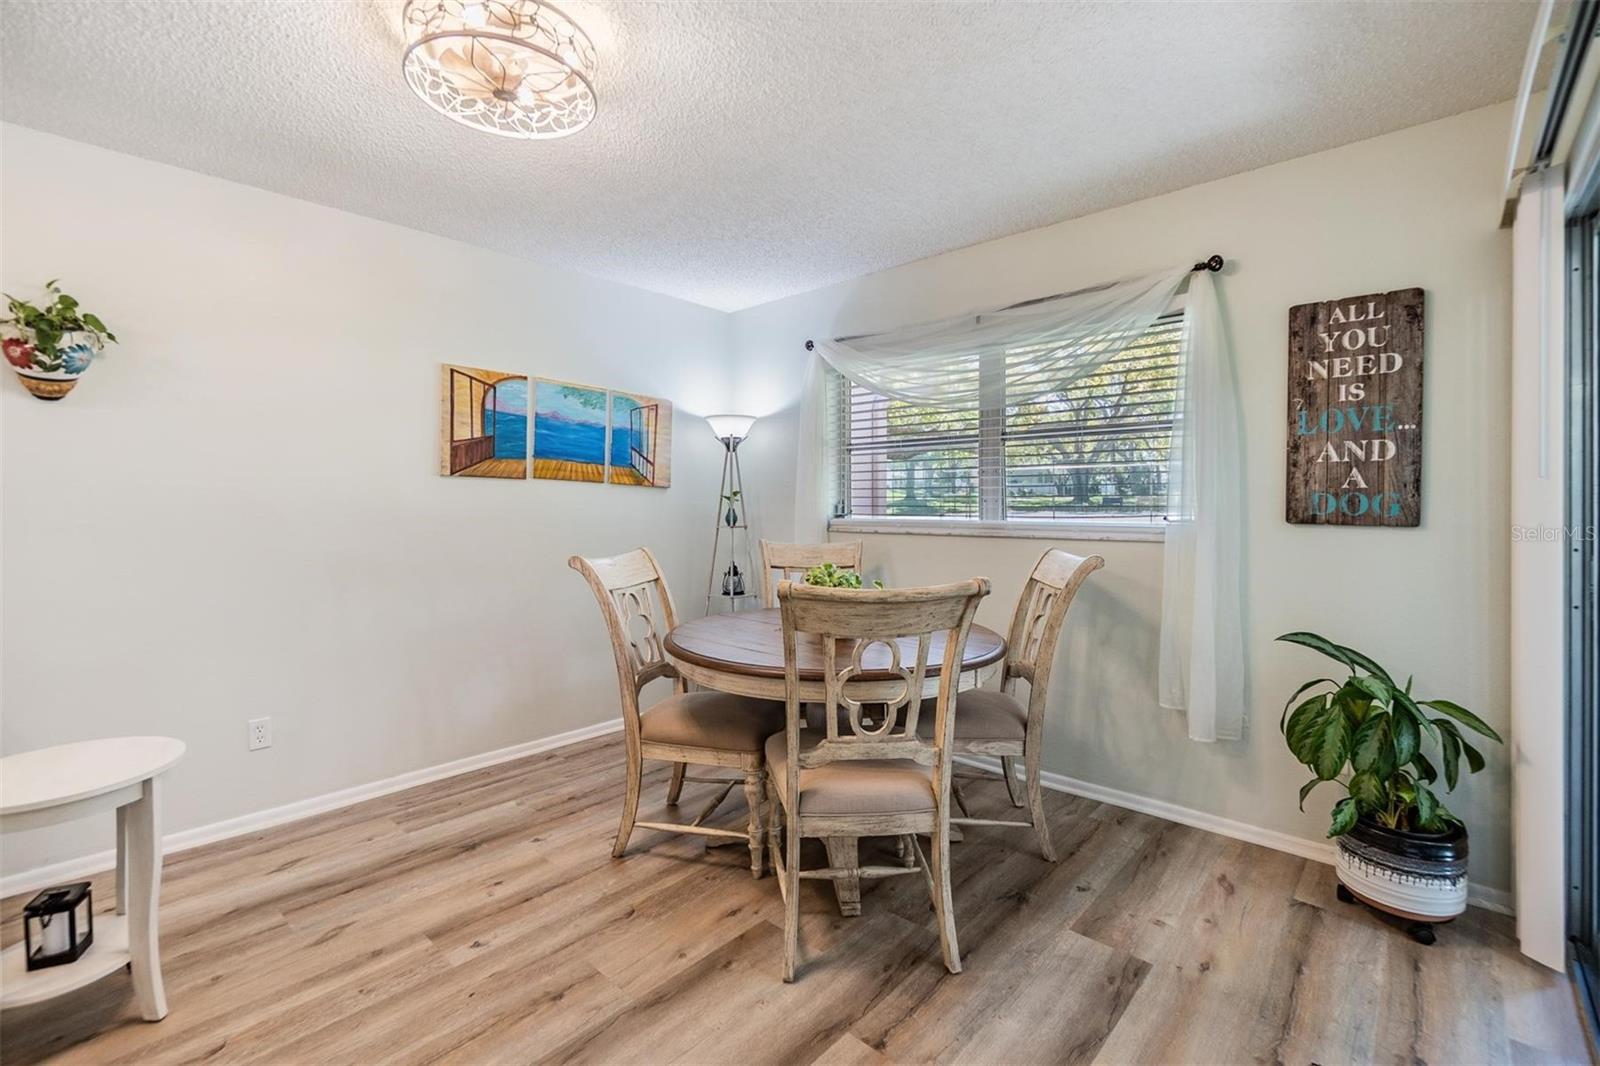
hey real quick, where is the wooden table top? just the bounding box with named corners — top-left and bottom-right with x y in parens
top-left (664, 607), bottom-right (1006, 681)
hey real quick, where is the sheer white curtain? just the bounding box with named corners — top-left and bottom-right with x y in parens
top-left (1158, 270), bottom-right (1245, 740)
top-left (794, 264), bottom-right (1245, 741)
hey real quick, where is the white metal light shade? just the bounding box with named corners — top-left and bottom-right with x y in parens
top-left (706, 415), bottom-right (756, 443)
top-left (402, 0), bottom-right (597, 139)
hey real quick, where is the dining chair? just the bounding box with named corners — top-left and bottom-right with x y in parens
top-left (757, 540), bottom-right (865, 608)
top-left (926, 548), bottom-right (1103, 861)
top-left (570, 548), bottom-right (783, 877)
top-left (768, 577), bottom-right (990, 981)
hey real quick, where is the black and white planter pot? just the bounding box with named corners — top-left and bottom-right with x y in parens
top-left (1335, 818), bottom-right (1468, 934)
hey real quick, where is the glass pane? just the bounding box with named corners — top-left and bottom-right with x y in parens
top-left (844, 378), bottom-right (980, 518)
top-left (832, 311), bottom-right (1184, 524)
top-left (1003, 318), bottom-right (1181, 519)
top-left (1005, 432), bottom-right (1169, 518)
top-left (848, 445), bottom-right (978, 518)
top-left (847, 383), bottom-right (978, 447)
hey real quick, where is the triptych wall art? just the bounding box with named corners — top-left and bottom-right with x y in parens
top-left (439, 364), bottom-right (672, 488)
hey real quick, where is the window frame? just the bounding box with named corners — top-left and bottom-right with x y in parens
top-left (826, 305), bottom-right (1184, 542)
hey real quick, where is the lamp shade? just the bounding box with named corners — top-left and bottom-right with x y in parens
top-left (706, 415), bottom-right (756, 442)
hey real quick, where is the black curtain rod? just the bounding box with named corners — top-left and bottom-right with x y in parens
top-left (803, 254), bottom-right (1224, 351)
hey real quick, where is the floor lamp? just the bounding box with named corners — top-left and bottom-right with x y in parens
top-left (704, 415), bottom-right (757, 614)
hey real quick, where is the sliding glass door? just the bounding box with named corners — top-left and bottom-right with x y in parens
top-left (1568, 210), bottom-right (1600, 1015)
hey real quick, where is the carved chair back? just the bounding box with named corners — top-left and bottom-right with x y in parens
top-left (569, 548), bottom-right (683, 731)
top-left (777, 579), bottom-right (989, 812)
top-left (1002, 549), bottom-right (1104, 715)
top-left (758, 540), bottom-right (865, 608)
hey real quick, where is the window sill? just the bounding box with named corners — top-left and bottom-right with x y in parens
top-left (827, 516), bottom-right (1166, 543)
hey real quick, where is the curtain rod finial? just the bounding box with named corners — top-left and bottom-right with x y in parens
top-left (805, 339), bottom-right (815, 351)
top-left (1193, 255), bottom-right (1224, 272)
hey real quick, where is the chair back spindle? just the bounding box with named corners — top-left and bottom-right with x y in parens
top-left (569, 549), bottom-right (684, 730)
top-left (1003, 549), bottom-right (1105, 700)
top-left (758, 540), bottom-right (865, 608)
top-left (778, 579), bottom-right (989, 797)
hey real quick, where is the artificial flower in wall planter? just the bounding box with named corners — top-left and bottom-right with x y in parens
top-left (2, 281), bottom-right (117, 400)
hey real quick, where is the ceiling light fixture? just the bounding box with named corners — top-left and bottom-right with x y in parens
top-left (401, 0), bottom-right (597, 140)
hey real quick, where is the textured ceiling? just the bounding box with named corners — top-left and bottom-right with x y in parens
top-left (1, 1), bottom-right (1535, 311)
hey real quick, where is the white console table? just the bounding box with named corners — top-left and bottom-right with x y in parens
top-left (0, 737), bottom-right (185, 1020)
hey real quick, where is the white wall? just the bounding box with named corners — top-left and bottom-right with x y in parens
top-left (2, 104), bottom-right (1521, 898)
top-left (729, 104), bottom-right (1516, 892)
top-left (0, 125), bottom-right (732, 875)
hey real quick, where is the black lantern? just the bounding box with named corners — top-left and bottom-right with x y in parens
top-left (22, 881), bottom-right (93, 970)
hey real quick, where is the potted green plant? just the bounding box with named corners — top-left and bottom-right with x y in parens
top-left (2, 281), bottom-right (117, 400)
top-left (1278, 631), bottom-right (1502, 943)
top-left (802, 562), bottom-right (882, 590)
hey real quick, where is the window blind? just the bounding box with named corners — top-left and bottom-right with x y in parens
top-left (833, 312), bottom-right (1185, 523)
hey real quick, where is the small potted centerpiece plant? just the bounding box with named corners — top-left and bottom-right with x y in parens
top-left (2, 281), bottom-right (118, 400)
top-left (802, 562), bottom-right (882, 590)
top-left (1278, 631), bottom-right (1502, 944)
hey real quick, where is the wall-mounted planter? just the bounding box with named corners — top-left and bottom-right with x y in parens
top-left (4, 329), bottom-right (101, 401)
top-left (3, 282), bottom-right (117, 402)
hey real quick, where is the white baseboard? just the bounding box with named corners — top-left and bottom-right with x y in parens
top-left (0, 718), bottom-right (624, 900)
top-left (3, 721), bottom-right (1512, 919)
top-left (955, 756), bottom-right (1515, 916)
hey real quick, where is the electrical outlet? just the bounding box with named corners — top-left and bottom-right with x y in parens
top-left (248, 716), bottom-right (272, 751)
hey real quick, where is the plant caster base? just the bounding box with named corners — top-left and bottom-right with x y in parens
top-left (1336, 880), bottom-right (1443, 946)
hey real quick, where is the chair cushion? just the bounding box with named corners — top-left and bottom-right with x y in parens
top-left (917, 688), bottom-right (1028, 742)
top-left (764, 731), bottom-right (935, 817)
top-left (640, 691), bottom-right (784, 753)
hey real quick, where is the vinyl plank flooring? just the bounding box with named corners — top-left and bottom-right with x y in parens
top-left (581, 862), bottom-right (781, 996)
top-left (950, 932), bottom-right (1147, 1065)
top-left (0, 735), bottom-right (1586, 1066)
top-left (1068, 819), bottom-right (1231, 964)
top-left (1269, 889), bottom-right (1404, 1064)
top-left (808, 1033), bottom-right (891, 1066)
top-left (1089, 840), bottom-right (1319, 1065)
top-left (549, 911), bottom-right (933, 1066)
top-left (861, 817), bottom-right (1149, 1063)
top-left (104, 935), bottom-right (447, 1065)
top-left (264, 945), bottom-right (623, 1065)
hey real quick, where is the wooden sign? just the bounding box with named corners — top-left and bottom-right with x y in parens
top-left (1286, 288), bottom-right (1423, 526)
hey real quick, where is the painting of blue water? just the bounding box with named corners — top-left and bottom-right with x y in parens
top-left (492, 377), bottom-right (528, 460)
top-left (533, 381), bottom-right (607, 480)
top-left (492, 411), bottom-right (527, 459)
top-left (441, 364), bottom-right (529, 479)
top-left (611, 399), bottom-right (641, 468)
top-left (536, 415), bottom-right (605, 462)
top-left (608, 390), bottom-right (672, 488)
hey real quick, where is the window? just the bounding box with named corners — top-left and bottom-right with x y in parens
top-left (831, 312), bottom-right (1185, 531)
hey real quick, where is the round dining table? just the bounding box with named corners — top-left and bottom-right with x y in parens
top-left (663, 607), bottom-right (1008, 702)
